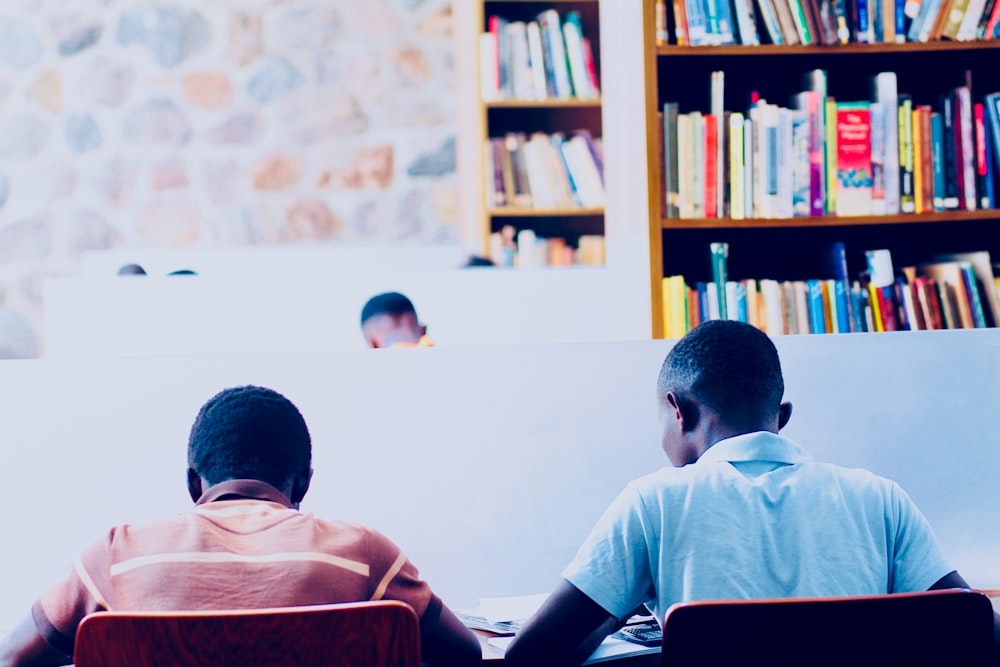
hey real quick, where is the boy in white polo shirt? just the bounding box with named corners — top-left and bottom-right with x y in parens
top-left (507, 319), bottom-right (991, 666)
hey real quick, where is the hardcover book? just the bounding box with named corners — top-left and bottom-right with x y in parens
top-left (836, 102), bottom-right (874, 216)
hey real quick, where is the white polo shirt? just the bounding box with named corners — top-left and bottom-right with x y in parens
top-left (562, 431), bottom-right (952, 623)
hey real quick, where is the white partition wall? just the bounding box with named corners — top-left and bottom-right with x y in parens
top-left (1, 330), bottom-right (998, 628)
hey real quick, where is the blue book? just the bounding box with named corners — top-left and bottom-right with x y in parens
top-left (696, 282), bottom-right (711, 321)
top-left (850, 282), bottom-right (867, 332)
top-left (833, 280), bottom-right (850, 333)
top-left (807, 279), bottom-right (827, 334)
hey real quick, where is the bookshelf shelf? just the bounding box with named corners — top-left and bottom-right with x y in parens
top-left (490, 207), bottom-right (605, 216)
top-left (656, 41), bottom-right (1000, 56)
top-left (661, 210), bottom-right (1000, 229)
top-left (484, 99), bottom-right (603, 108)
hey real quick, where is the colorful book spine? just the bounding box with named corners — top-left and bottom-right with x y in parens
top-left (836, 102), bottom-right (873, 216)
top-left (931, 111), bottom-right (946, 211)
top-left (711, 242), bottom-right (730, 320)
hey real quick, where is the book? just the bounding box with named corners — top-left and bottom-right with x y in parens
top-left (664, 103), bottom-right (681, 218)
top-left (562, 12), bottom-right (594, 100)
top-left (931, 111), bottom-right (946, 210)
top-left (794, 89), bottom-right (826, 216)
top-left (935, 250), bottom-right (1000, 326)
top-left (955, 84), bottom-right (977, 211)
top-left (836, 102), bottom-right (873, 216)
top-left (526, 22), bottom-right (549, 101)
top-left (872, 72), bottom-right (900, 214)
top-left (870, 102), bottom-right (887, 214)
top-left (710, 242), bottom-right (730, 320)
top-left (730, 112), bottom-right (746, 219)
top-left (705, 114), bottom-right (719, 218)
top-left (536, 10), bottom-right (573, 99)
top-left (898, 94), bottom-right (915, 213)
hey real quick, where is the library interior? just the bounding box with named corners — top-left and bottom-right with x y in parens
top-left (0, 0), bottom-right (999, 664)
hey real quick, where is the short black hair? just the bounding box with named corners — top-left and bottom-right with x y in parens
top-left (658, 320), bottom-right (784, 426)
top-left (187, 385), bottom-right (311, 489)
top-left (360, 291), bottom-right (417, 326)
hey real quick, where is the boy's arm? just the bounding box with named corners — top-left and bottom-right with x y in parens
top-left (505, 580), bottom-right (619, 667)
top-left (0, 613), bottom-right (71, 667)
top-left (418, 597), bottom-right (482, 667)
top-left (927, 572), bottom-right (1000, 667)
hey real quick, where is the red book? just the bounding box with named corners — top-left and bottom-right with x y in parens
top-left (581, 38), bottom-right (600, 95)
top-left (704, 114), bottom-right (718, 219)
top-left (835, 102), bottom-right (873, 216)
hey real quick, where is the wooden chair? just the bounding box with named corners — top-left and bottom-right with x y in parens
top-left (73, 600), bottom-right (421, 667)
top-left (660, 589), bottom-right (996, 666)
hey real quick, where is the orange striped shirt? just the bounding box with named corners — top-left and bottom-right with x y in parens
top-left (33, 480), bottom-right (435, 654)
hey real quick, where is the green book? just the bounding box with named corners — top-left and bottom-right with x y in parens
top-left (710, 242), bottom-right (729, 320)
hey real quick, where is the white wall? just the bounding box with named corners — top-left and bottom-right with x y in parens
top-left (1, 330), bottom-right (998, 629)
top-left (43, 266), bottom-right (649, 357)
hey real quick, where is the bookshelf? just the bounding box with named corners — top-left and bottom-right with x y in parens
top-left (643, 0), bottom-right (1000, 336)
top-left (459, 0), bottom-right (608, 268)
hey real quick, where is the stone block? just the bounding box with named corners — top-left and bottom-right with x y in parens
top-left (183, 73), bottom-right (234, 109)
top-left (406, 136), bottom-right (455, 177)
top-left (0, 113), bottom-right (50, 161)
top-left (66, 113), bottom-right (102, 153)
top-left (117, 6), bottom-right (210, 68)
top-left (316, 145), bottom-right (394, 190)
top-left (152, 159), bottom-right (190, 190)
top-left (207, 113), bottom-right (263, 146)
top-left (251, 154), bottom-right (301, 192)
top-left (247, 57), bottom-right (303, 105)
top-left (228, 13), bottom-right (263, 67)
top-left (52, 17), bottom-right (103, 57)
top-left (286, 198), bottom-right (342, 241)
top-left (27, 70), bottom-right (63, 113)
top-left (0, 17), bottom-right (43, 70)
top-left (123, 98), bottom-right (191, 146)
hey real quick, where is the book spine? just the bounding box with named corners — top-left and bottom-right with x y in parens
top-left (899, 95), bottom-right (915, 213)
top-left (974, 102), bottom-right (989, 209)
top-left (807, 280), bottom-right (827, 333)
top-left (664, 103), bottom-right (681, 218)
top-left (836, 102), bottom-right (874, 216)
top-left (870, 101), bottom-right (887, 214)
top-left (956, 86), bottom-right (977, 211)
top-left (730, 112), bottom-right (746, 219)
top-left (705, 114), bottom-right (718, 218)
top-left (686, 0), bottom-right (710, 44)
top-left (825, 97), bottom-right (838, 214)
top-left (931, 111), bottom-right (946, 211)
top-left (873, 72), bottom-right (900, 214)
top-left (911, 107), bottom-right (924, 213)
top-left (791, 110), bottom-right (811, 216)
top-left (941, 92), bottom-right (960, 209)
top-left (711, 242), bottom-right (730, 319)
top-left (919, 106), bottom-right (935, 213)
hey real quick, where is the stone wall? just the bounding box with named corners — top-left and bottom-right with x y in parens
top-left (0, 0), bottom-right (458, 357)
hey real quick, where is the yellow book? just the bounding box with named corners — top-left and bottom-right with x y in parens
top-left (662, 276), bottom-right (688, 339)
top-left (867, 282), bottom-right (885, 332)
top-left (825, 98), bottom-right (837, 215)
top-left (912, 108), bottom-right (923, 213)
top-left (662, 277), bottom-right (674, 338)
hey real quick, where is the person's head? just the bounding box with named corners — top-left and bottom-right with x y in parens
top-left (117, 263), bottom-right (147, 276)
top-left (186, 385), bottom-right (313, 506)
top-left (360, 291), bottom-right (427, 348)
top-left (656, 320), bottom-right (792, 466)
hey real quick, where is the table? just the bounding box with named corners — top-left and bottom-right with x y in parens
top-left (474, 630), bottom-right (660, 665)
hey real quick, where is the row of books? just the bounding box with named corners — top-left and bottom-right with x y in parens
top-left (480, 10), bottom-right (600, 101)
top-left (662, 70), bottom-right (1000, 220)
top-left (661, 242), bottom-right (1000, 337)
top-left (486, 130), bottom-right (606, 210)
top-left (488, 226), bottom-right (605, 267)
top-left (654, 0), bottom-right (1000, 45)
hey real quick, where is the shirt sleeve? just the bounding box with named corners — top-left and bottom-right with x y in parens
top-left (888, 482), bottom-right (953, 593)
top-left (561, 482), bottom-right (657, 620)
top-left (34, 532), bottom-right (115, 654)
top-left (364, 528), bottom-right (434, 618)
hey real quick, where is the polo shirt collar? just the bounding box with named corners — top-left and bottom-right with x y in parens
top-left (196, 479), bottom-right (294, 508)
top-left (697, 431), bottom-right (813, 465)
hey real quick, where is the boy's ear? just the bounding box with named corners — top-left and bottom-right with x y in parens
top-left (290, 469), bottom-right (314, 509)
top-left (186, 468), bottom-right (203, 504)
top-left (778, 401), bottom-right (793, 431)
top-left (667, 392), bottom-right (700, 433)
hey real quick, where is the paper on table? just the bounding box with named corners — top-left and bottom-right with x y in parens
top-left (488, 635), bottom-right (660, 664)
top-left (478, 593), bottom-right (549, 623)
